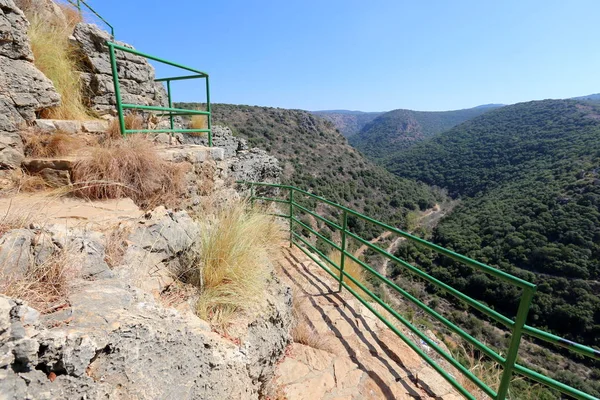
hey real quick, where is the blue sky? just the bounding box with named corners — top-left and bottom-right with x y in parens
top-left (87, 0), bottom-right (599, 112)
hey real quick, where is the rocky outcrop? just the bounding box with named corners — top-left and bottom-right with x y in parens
top-left (0, 0), bottom-right (60, 168)
top-left (0, 208), bottom-right (293, 399)
top-left (71, 23), bottom-right (168, 116)
top-left (180, 125), bottom-right (281, 184)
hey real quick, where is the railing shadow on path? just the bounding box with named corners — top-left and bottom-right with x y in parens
top-left (281, 248), bottom-right (444, 399)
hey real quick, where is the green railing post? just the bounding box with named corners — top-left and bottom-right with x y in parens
top-left (76, 0), bottom-right (81, 13)
top-left (338, 210), bottom-right (348, 292)
top-left (497, 287), bottom-right (536, 399)
top-left (206, 76), bottom-right (212, 147)
top-left (166, 79), bottom-right (174, 142)
top-left (289, 188), bottom-right (294, 248)
top-left (107, 43), bottom-right (126, 137)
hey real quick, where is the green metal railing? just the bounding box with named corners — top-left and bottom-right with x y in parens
top-left (107, 42), bottom-right (212, 145)
top-left (241, 181), bottom-right (600, 400)
top-left (66, 0), bottom-right (115, 38)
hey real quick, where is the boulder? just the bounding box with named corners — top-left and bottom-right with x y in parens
top-left (71, 23), bottom-right (168, 116)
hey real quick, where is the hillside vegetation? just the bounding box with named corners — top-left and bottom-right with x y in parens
top-left (349, 105), bottom-right (502, 163)
top-left (387, 100), bottom-right (600, 351)
top-left (177, 103), bottom-right (443, 237)
top-left (312, 110), bottom-right (383, 138)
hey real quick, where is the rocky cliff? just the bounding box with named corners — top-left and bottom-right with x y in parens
top-left (0, 0), bottom-right (59, 168)
top-left (72, 23), bottom-right (168, 116)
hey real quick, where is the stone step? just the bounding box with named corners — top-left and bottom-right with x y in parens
top-left (20, 145), bottom-right (226, 189)
top-left (156, 145), bottom-right (225, 163)
top-left (34, 119), bottom-right (109, 134)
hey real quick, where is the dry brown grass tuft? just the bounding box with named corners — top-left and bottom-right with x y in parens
top-left (106, 114), bottom-right (145, 139)
top-left (2, 169), bottom-right (49, 194)
top-left (22, 129), bottom-right (84, 158)
top-left (328, 250), bottom-right (367, 294)
top-left (290, 289), bottom-right (329, 350)
top-left (182, 201), bottom-right (284, 327)
top-left (58, 3), bottom-right (83, 26)
top-left (103, 224), bottom-right (130, 268)
top-left (189, 114), bottom-right (208, 136)
top-left (71, 136), bottom-right (186, 209)
top-left (25, 7), bottom-right (90, 120)
top-left (0, 250), bottom-right (75, 311)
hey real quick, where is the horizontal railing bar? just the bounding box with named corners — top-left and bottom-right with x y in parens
top-left (522, 325), bottom-right (600, 361)
top-left (122, 104), bottom-right (210, 115)
top-left (107, 42), bottom-right (208, 75)
top-left (250, 183), bottom-right (535, 289)
top-left (125, 129), bottom-right (210, 134)
top-left (155, 74), bottom-right (205, 82)
top-left (291, 217), bottom-right (343, 252)
top-left (292, 232), bottom-right (341, 271)
top-left (344, 229), bottom-right (515, 328)
top-left (154, 112), bottom-right (208, 117)
top-left (514, 364), bottom-right (599, 400)
top-left (293, 241), bottom-right (481, 400)
top-left (252, 196), bottom-right (290, 205)
top-left (240, 181), bottom-right (291, 189)
top-left (341, 249), bottom-right (506, 365)
top-left (345, 210), bottom-right (535, 289)
top-left (69, 0), bottom-right (114, 37)
top-left (292, 202), bottom-right (343, 231)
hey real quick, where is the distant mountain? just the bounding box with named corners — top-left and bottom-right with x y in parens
top-left (312, 110), bottom-right (384, 138)
top-left (175, 103), bottom-right (442, 237)
top-left (348, 105), bottom-right (503, 163)
top-left (571, 93), bottom-right (600, 103)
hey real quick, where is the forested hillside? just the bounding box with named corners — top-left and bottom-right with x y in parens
top-left (387, 100), bottom-right (600, 349)
top-left (176, 103), bottom-right (442, 236)
top-left (348, 105), bottom-right (502, 163)
top-left (312, 110), bottom-right (383, 138)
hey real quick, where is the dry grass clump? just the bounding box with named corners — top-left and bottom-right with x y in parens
top-left (1, 169), bottom-right (49, 194)
top-left (183, 201), bottom-right (284, 327)
top-left (106, 114), bottom-right (145, 139)
top-left (189, 114), bottom-right (208, 136)
top-left (328, 250), bottom-right (367, 293)
top-left (71, 136), bottom-right (186, 209)
top-left (291, 289), bottom-right (329, 350)
top-left (103, 224), bottom-right (130, 268)
top-left (25, 6), bottom-right (90, 120)
top-left (21, 129), bottom-right (84, 158)
top-left (0, 250), bottom-right (74, 311)
top-left (58, 3), bottom-right (83, 26)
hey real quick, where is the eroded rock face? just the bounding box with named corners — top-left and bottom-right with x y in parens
top-left (0, 0), bottom-right (60, 168)
top-left (180, 125), bottom-right (281, 184)
top-left (0, 208), bottom-right (293, 400)
top-left (72, 23), bottom-right (168, 116)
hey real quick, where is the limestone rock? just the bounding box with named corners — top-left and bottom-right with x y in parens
top-left (181, 125), bottom-right (249, 158)
top-left (0, 130), bottom-right (23, 168)
top-left (72, 23), bottom-right (168, 116)
top-left (0, 0), bottom-right (61, 168)
top-left (13, 0), bottom-right (67, 29)
top-left (38, 168), bottom-right (70, 187)
top-left (0, 0), bottom-right (33, 61)
top-left (0, 229), bottom-right (35, 278)
top-left (229, 147), bottom-right (281, 183)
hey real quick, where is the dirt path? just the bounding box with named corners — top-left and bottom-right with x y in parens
top-left (270, 247), bottom-right (461, 400)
